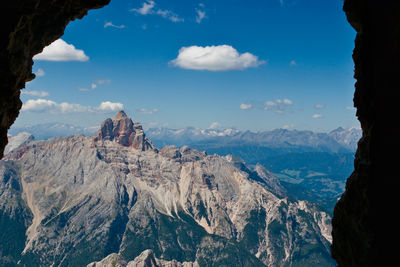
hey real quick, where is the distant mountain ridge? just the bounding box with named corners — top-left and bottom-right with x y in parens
top-left (147, 126), bottom-right (361, 153)
top-left (10, 123), bottom-right (361, 152)
top-left (9, 123), bottom-right (98, 140)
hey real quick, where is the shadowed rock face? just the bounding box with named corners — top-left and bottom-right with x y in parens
top-left (331, 1), bottom-right (400, 266)
top-left (0, 0), bottom-right (110, 158)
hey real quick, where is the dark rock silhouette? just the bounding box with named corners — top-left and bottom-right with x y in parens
top-left (331, 1), bottom-right (400, 266)
top-left (0, 0), bottom-right (110, 158)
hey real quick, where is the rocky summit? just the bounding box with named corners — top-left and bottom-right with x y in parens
top-left (94, 111), bottom-right (155, 150)
top-left (0, 111), bottom-right (335, 266)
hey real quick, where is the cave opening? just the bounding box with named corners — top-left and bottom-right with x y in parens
top-left (2, 0), bottom-right (399, 266)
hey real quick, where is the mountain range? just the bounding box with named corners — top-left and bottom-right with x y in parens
top-left (9, 123), bottom-right (361, 153)
top-left (1, 111), bottom-right (335, 266)
top-left (8, 122), bottom-right (360, 215)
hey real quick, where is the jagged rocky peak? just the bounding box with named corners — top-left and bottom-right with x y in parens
top-left (87, 250), bottom-right (199, 267)
top-left (95, 110), bottom-right (155, 151)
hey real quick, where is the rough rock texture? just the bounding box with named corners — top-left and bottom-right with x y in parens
top-left (0, 114), bottom-right (334, 266)
top-left (0, 0), bottom-right (110, 158)
top-left (4, 132), bottom-right (34, 155)
top-left (94, 111), bottom-right (156, 151)
top-left (87, 253), bottom-right (127, 267)
top-left (87, 250), bottom-right (199, 267)
top-left (331, 1), bottom-right (400, 266)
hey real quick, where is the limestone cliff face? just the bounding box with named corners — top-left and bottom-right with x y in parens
top-left (0, 0), bottom-right (110, 158)
top-left (0, 113), bottom-right (334, 266)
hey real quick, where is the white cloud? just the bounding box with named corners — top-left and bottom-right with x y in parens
top-left (22, 99), bottom-right (57, 112)
top-left (22, 99), bottom-right (123, 114)
top-left (21, 90), bottom-right (50, 97)
top-left (312, 113), bottom-right (324, 119)
top-left (33, 39), bottom-right (89, 62)
top-left (314, 104), bottom-right (325, 109)
top-left (35, 68), bottom-right (45, 77)
top-left (240, 103), bottom-right (253, 110)
top-left (346, 106), bottom-right (355, 110)
top-left (130, 0), bottom-right (155, 15)
top-left (209, 122), bottom-right (221, 129)
top-left (138, 108), bottom-right (159, 114)
top-left (98, 101), bottom-right (124, 112)
top-left (264, 98), bottom-right (293, 114)
top-left (170, 45), bottom-right (265, 71)
top-left (104, 22), bottom-right (126, 29)
top-left (130, 1), bottom-right (183, 22)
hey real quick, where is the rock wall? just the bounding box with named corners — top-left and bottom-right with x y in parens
top-left (0, 0), bottom-right (110, 158)
top-left (332, 0), bottom-right (400, 266)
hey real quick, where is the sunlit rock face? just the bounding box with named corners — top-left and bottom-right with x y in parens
top-left (87, 250), bottom-right (200, 267)
top-left (332, 1), bottom-right (400, 266)
top-left (0, 112), bottom-right (334, 266)
top-left (95, 111), bottom-right (155, 151)
top-left (0, 0), bottom-right (110, 158)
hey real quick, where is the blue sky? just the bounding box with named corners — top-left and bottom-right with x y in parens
top-left (15, 0), bottom-right (359, 132)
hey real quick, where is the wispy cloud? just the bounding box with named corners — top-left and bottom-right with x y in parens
top-left (264, 99), bottom-right (293, 114)
top-left (96, 79), bottom-right (111, 85)
top-left (170, 45), bottom-right (265, 71)
top-left (195, 3), bottom-right (207, 23)
top-left (240, 103), bottom-right (253, 110)
top-left (104, 22), bottom-right (126, 29)
top-left (130, 1), bottom-right (183, 22)
top-left (35, 68), bottom-right (45, 77)
top-left (314, 104), bottom-right (325, 109)
top-left (138, 108), bottom-right (159, 114)
top-left (21, 90), bottom-right (50, 97)
top-left (33, 39), bottom-right (89, 62)
top-left (78, 79), bottom-right (111, 92)
top-left (22, 99), bottom-right (123, 114)
top-left (156, 9), bottom-right (184, 22)
top-left (312, 113), bottom-right (324, 119)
